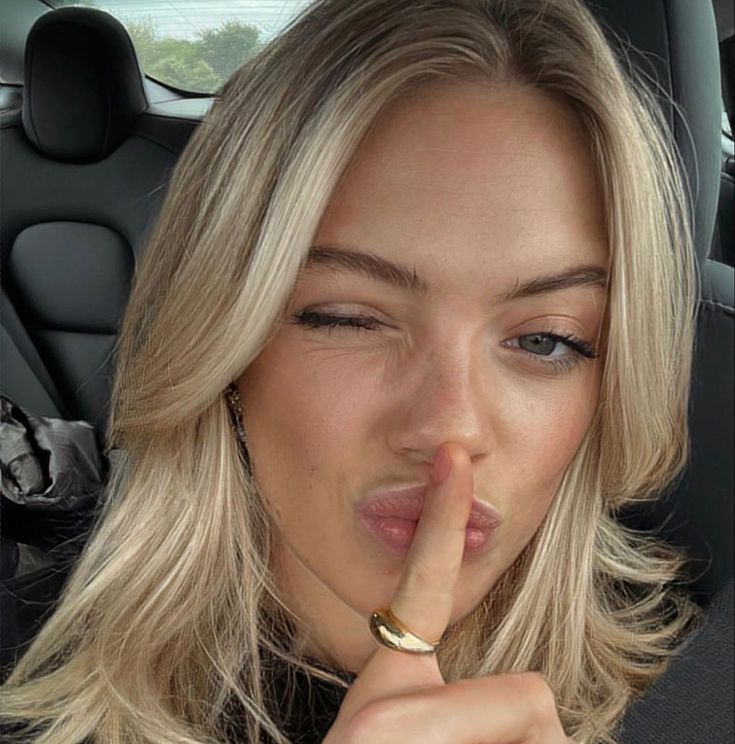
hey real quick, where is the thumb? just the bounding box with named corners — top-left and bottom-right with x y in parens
top-left (339, 442), bottom-right (475, 712)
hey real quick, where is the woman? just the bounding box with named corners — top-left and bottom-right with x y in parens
top-left (0, 0), bottom-right (705, 741)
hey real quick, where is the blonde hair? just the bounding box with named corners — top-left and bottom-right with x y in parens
top-left (1, 0), bottom-right (705, 742)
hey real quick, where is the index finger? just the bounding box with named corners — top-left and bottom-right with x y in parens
top-left (388, 441), bottom-right (475, 647)
top-left (334, 443), bottom-right (475, 719)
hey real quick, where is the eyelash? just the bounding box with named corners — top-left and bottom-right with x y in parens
top-left (290, 310), bottom-right (599, 377)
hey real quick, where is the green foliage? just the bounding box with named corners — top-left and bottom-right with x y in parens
top-left (126, 18), bottom-right (263, 93)
top-left (51, 4), bottom-right (264, 94)
top-left (124, 16), bottom-right (264, 94)
top-left (196, 21), bottom-right (262, 81)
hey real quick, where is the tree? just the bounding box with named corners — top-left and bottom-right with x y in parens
top-left (121, 17), bottom-right (263, 93)
top-left (195, 21), bottom-right (264, 81)
top-left (147, 55), bottom-right (220, 93)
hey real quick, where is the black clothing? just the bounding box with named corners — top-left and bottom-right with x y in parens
top-left (1, 395), bottom-right (733, 743)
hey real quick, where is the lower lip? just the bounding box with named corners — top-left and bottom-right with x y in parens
top-left (357, 514), bottom-right (497, 558)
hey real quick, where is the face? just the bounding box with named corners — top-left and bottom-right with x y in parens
top-left (237, 82), bottom-right (608, 673)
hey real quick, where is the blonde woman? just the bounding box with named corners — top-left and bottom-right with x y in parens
top-left (0, 0), bottom-right (707, 741)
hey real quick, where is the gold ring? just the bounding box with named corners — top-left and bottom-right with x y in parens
top-left (369, 607), bottom-right (442, 654)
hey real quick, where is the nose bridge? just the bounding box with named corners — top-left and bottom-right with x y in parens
top-left (391, 330), bottom-right (491, 460)
top-left (426, 340), bottom-right (476, 406)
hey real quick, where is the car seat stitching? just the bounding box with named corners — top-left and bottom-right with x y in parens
top-left (699, 298), bottom-right (735, 312)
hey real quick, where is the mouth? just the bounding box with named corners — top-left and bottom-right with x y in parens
top-left (355, 484), bottom-right (502, 558)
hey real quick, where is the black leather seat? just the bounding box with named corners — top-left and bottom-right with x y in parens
top-left (582, 2), bottom-right (734, 739)
top-left (0, 7), bottom-right (202, 433)
top-left (713, 167), bottom-right (734, 266)
top-left (1, 0), bottom-right (732, 599)
top-left (0, 3), bottom-right (732, 738)
top-left (583, 0), bottom-right (733, 607)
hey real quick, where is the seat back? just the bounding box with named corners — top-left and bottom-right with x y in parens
top-left (581, 0), bottom-right (733, 606)
top-left (617, 259), bottom-right (734, 605)
top-left (1, 2), bottom-right (732, 605)
top-left (712, 169), bottom-right (734, 266)
top-left (0, 7), bottom-right (201, 432)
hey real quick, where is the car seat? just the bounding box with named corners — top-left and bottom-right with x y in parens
top-left (583, 0), bottom-right (733, 608)
top-left (0, 6), bottom-right (201, 434)
top-left (0, 4), bottom-right (732, 739)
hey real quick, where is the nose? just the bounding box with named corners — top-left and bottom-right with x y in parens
top-left (386, 337), bottom-right (492, 467)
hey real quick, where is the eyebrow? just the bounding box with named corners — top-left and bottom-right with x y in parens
top-left (303, 244), bottom-right (608, 302)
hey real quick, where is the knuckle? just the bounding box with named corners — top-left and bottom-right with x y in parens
top-left (344, 693), bottom-right (441, 744)
top-left (344, 699), bottom-right (406, 743)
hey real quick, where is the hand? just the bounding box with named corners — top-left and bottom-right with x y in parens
top-left (322, 441), bottom-right (574, 743)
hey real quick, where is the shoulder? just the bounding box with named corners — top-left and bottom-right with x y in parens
top-left (617, 580), bottom-right (734, 742)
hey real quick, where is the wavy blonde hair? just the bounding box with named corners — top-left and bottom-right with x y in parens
top-left (1, 0), bottom-right (706, 742)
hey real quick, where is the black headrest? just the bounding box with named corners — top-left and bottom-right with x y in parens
top-left (587, 0), bottom-right (722, 269)
top-left (22, 7), bottom-right (148, 163)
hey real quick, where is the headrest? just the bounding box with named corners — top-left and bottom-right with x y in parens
top-left (588, 0), bottom-right (722, 268)
top-left (22, 7), bottom-right (148, 163)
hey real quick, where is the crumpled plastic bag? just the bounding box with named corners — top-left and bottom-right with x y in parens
top-left (0, 395), bottom-right (109, 580)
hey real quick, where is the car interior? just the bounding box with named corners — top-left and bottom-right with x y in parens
top-left (1, 0), bottom-right (733, 740)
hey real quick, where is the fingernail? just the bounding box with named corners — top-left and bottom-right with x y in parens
top-left (431, 448), bottom-right (451, 484)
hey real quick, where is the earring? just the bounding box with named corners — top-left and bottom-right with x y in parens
top-left (224, 382), bottom-right (251, 471)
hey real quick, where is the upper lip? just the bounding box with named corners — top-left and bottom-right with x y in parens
top-left (356, 485), bottom-right (502, 529)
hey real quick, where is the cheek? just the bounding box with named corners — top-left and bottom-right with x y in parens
top-left (500, 380), bottom-right (598, 520)
top-left (525, 395), bottom-right (593, 471)
top-left (237, 345), bottom-right (374, 521)
top-left (511, 363), bottom-right (599, 464)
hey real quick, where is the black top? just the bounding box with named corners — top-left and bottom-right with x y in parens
top-left (1, 395), bottom-right (733, 743)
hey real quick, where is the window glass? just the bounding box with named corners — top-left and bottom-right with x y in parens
top-left (50, 1), bottom-right (315, 94)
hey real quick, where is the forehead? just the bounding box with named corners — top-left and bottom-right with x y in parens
top-left (313, 82), bottom-right (608, 293)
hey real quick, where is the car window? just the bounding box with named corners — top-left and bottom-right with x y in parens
top-left (49, 0), bottom-right (315, 94)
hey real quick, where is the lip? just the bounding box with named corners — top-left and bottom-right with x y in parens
top-left (355, 485), bottom-right (502, 558)
top-left (356, 485), bottom-right (502, 528)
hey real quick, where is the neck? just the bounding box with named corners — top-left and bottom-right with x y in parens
top-left (272, 538), bottom-right (377, 676)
